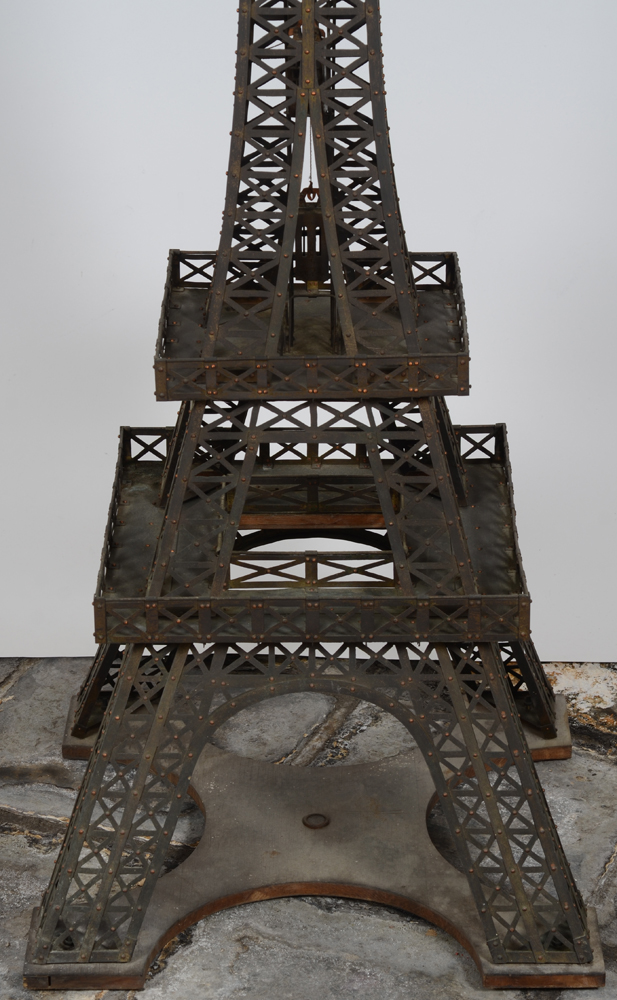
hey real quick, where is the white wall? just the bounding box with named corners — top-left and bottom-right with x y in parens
top-left (0, 1), bottom-right (615, 658)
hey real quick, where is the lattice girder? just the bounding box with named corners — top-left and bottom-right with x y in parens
top-left (204, 0), bottom-right (416, 358)
top-left (154, 0), bottom-right (469, 400)
top-left (30, 640), bottom-right (589, 968)
top-left (71, 633), bottom-right (558, 746)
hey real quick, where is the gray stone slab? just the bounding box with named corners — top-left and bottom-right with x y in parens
top-left (212, 693), bottom-right (418, 768)
top-left (0, 657), bottom-right (91, 788)
top-left (545, 663), bottom-right (617, 757)
top-left (127, 897), bottom-right (617, 1000)
top-left (211, 691), bottom-right (336, 763)
top-left (310, 699), bottom-right (417, 766)
top-left (536, 751), bottom-right (617, 950)
top-left (5, 901), bottom-right (617, 1000)
top-left (0, 831), bottom-right (63, 999)
top-left (0, 783), bottom-right (77, 835)
top-left (0, 658), bottom-right (26, 686)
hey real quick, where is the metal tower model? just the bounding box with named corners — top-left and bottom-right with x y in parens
top-left (24, 1), bottom-right (604, 990)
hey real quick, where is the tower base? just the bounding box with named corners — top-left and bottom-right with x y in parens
top-left (25, 743), bottom-right (603, 990)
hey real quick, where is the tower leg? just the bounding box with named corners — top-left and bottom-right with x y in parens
top-left (27, 641), bottom-right (598, 987)
top-left (70, 645), bottom-right (121, 738)
top-left (505, 641), bottom-right (558, 738)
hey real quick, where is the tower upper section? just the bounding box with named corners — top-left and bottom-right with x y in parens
top-left (155, 0), bottom-right (469, 401)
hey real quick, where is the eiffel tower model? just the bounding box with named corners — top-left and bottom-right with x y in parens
top-left (25, 0), bottom-right (604, 990)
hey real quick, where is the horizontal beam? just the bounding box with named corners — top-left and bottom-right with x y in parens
top-left (94, 595), bottom-right (531, 645)
top-left (239, 514), bottom-right (386, 528)
top-left (155, 356), bottom-right (469, 401)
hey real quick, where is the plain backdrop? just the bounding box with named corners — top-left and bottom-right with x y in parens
top-left (0, 0), bottom-right (615, 659)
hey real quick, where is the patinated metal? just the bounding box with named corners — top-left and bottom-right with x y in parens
top-left (25, 0), bottom-right (602, 989)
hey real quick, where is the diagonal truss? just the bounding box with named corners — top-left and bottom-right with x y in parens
top-left (93, 401), bottom-right (533, 645)
top-left (32, 640), bottom-right (589, 967)
top-left (140, 399), bottom-right (483, 601)
top-left (204, 0), bottom-right (416, 359)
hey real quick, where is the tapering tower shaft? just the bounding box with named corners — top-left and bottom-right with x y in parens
top-left (205, 0), bottom-right (416, 358)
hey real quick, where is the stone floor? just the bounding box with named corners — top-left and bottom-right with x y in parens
top-left (0, 657), bottom-right (616, 999)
